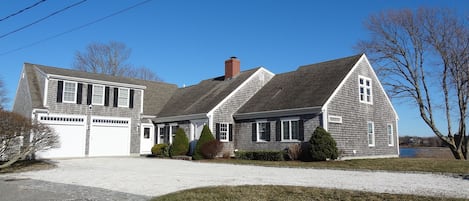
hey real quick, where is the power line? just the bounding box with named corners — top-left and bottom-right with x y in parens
top-left (0, 0), bottom-right (47, 22)
top-left (0, 0), bottom-right (87, 39)
top-left (0, 0), bottom-right (152, 56)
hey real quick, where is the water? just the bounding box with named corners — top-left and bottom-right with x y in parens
top-left (399, 147), bottom-right (417, 158)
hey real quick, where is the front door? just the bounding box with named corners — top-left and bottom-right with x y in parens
top-left (139, 124), bottom-right (154, 155)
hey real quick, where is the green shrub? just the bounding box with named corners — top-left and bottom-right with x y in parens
top-left (309, 127), bottom-right (338, 161)
top-left (235, 150), bottom-right (284, 161)
top-left (200, 140), bottom-right (224, 159)
top-left (151, 144), bottom-right (169, 157)
top-left (193, 125), bottom-right (215, 160)
top-left (169, 128), bottom-right (189, 157)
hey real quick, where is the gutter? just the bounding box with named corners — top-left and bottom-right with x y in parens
top-left (154, 113), bottom-right (208, 123)
top-left (234, 106), bottom-right (322, 120)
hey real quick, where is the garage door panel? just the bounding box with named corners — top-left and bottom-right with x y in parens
top-left (89, 117), bottom-right (130, 157)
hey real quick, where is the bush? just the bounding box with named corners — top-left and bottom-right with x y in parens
top-left (169, 128), bottom-right (189, 157)
top-left (286, 143), bottom-right (302, 160)
top-left (151, 144), bottom-right (169, 157)
top-left (309, 127), bottom-right (338, 161)
top-left (200, 140), bottom-right (224, 159)
top-left (235, 151), bottom-right (284, 161)
top-left (193, 125), bottom-right (215, 160)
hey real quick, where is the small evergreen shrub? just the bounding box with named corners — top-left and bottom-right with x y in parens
top-left (309, 127), bottom-right (338, 161)
top-left (299, 142), bottom-right (314, 162)
top-left (151, 144), bottom-right (169, 157)
top-left (200, 140), bottom-right (224, 159)
top-left (235, 151), bottom-right (284, 161)
top-left (193, 125), bottom-right (215, 160)
top-left (169, 128), bottom-right (189, 157)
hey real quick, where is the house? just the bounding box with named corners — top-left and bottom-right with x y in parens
top-left (234, 54), bottom-right (399, 158)
top-left (12, 63), bottom-right (177, 158)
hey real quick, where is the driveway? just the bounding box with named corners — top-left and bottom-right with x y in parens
top-left (1, 157), bottom-right (468, 199)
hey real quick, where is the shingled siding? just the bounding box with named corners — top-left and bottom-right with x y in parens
top-left (234, 114), bottom-right (321, 151)
top-left (12, 70), bottom-right (33, 118)
top-left (326, 59), bottom-right (398, 158)
top-left (46, 79), bottom-right (143, 154)
top-left (212, 69), bottom-right (274, 154)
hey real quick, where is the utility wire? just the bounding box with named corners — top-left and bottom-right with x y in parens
top-left (0, 0), bottom-right (152, 56)
top-left (0, 0), bottom-right (87, 39)
top-left (0, 0), bottom-right (47, 22)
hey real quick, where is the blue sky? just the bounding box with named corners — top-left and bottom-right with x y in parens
top-left (0, 0), bottom-right (467, 136)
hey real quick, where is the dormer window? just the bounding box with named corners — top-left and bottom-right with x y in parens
top-left (359, 76), bottom-right (372, 104)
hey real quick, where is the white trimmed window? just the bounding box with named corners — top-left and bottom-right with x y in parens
top-left (359, 76), bottom-right (372, 104)
top-left (257, 121), bottom-right (268, 142)
top-left (367, 121), bottom-right (375, 147)
top-left (118, 88), bottom-right (129, 107)
top-left (281, 118), bottom-right (300, 141)
top-left (63, 81), bottom-right (77, 103)
top-left (92, 85), bottom-right (105, 105)
top-left (387, 124), bottom-right (394, 146)
top-left (219, 123), bottom-right (229, 142)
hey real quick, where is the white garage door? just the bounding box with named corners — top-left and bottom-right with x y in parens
top-left (89, 116), bottom-right (131, 156)
top-left (36, 114), bottom-right (86, 158)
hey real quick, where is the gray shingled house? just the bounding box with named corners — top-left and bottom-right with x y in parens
top-left (234, 54), bottom-right (399, 159)
top-left (12, 63), bottom-right (177, 158)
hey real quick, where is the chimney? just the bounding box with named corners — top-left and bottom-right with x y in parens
top-left (225, 56), bottom-right (240, 80)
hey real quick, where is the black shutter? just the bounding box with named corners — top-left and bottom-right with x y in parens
top-left (76, 83), bottom-right (83, 104)
top-left (266, 122), bottom-right (271, 141)
top-left (251, 123), bottom-right (257, 141)
top-left (56, 80), bottom-right (63, 103)
top-left (113, 88), bottom-right (118, 107)
top-left (104, 87), bottom-right (110, 106)
top-left (276, 120), bottom-right (281, 141)
top-left (215, 123), bottom-right (220, 140)
top-left (299, 119), bottom-right (304, 141)
top-left (87, 84), bottom-right (93, 105)
top-left (228, 124), bottom-right (233, 141)
top-left (129, 89), bottom-right (134, 108)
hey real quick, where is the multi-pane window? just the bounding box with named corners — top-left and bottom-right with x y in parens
top-left (359, 76), bottom-right (372, 104)
top-left (257, 122), bottom-right (268, 141)
top-left (92, 85), bottom-right (104, 105)
top-left (282, 119), bottom-right (299, 141)
top-left (118, 88), bottom-right (129, 107)
top-left (387, 124), bottom-right (394, 146)
top-left (367, 121), bottom-right (375, 147)
top-left (219, 123), bottom-right (229, 142)
top-left (63, 81), bottom-right (77, 103)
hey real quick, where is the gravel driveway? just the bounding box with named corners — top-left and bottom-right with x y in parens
top-left (1, 157), bottom-right (468, 199)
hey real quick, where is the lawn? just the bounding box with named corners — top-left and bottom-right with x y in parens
top-left (151, 185), bottom-right (466, 201)
top-left (203, 158), bottom-right (469, 175)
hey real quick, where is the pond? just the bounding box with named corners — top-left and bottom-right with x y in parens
top-left (399, 147), bottom-right (417, 158)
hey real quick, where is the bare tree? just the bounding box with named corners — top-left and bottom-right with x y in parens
top-left (357, 8), bottom-right (468, 159)
top-left (0, 77), bottom-right (8, 110)
top-left (73, 41), bottom-right (162, 81)
top-left (0, 109), bottom-right (59, 168)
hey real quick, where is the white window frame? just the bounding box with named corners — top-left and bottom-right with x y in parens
top-left (218, 123), bottom-right (229, 142)
top-left (281, 117), bottom-right (300, 142)
top-left (328, 115), bottom-right (342, 124)
top-left (367, 121), bottom-right (375, 147)
top-left (92, 84), bottom-right (105, 105)
top-left (117, 88), bottom-right (130, 107)
top-left (387, 123), bottom-right (394, 146)
top-left (256, 120), bottom-right (268, 142)
top-left (63, 81), bottom-right (77, 103)
top-left (359, 75), bottom-right (372, 104)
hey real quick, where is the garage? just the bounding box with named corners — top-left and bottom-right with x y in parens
top-left (36, 114), bottom-right (87, 158)
top-left (89, 116), bottom-right (131, 156)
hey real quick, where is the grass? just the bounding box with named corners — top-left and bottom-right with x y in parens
top-left (151, 185), bottom-right (466, 201)
top-left (202, 158), bottom-right (469, 175)
top-left (0, 160), bottom-right (56, 174)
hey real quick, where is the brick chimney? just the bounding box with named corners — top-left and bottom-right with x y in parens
top-left (225, 56), bottom-right (240, 80)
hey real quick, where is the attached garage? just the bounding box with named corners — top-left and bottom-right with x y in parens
top-left (89, 116), bottom-right (131, 156)
top-left (36, 114), bottom-right (87, 158)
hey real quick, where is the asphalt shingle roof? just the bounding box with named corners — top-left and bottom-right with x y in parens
top-left (236, 54), bottom-right (363, 114)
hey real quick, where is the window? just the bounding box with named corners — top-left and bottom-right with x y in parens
top-left (257, 121), bottom-right (269, 141)
top-left (281, 119), bottom-right (299, 141)
top-left (92, 85), bottom-right (105, 105)
top-left (367, 121), bottom-right (375, 147)
top-left (118, 88), bottom-right (129, 107)
top-left (359, 76), bottom-right (372, 104)
top-left (387, 124), bottom-right (394, 146)
top-left (219, 123), bottom-right (229, 142)
top-left (63, 81), bottom-right (77, 103)
top-left (143, 127), bottom-right (150, 139)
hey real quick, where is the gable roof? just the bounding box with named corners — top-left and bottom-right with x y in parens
top-left (156, 68), bottom-right (261, 118)
top-left (235, 54), bottom-right (362, 116)
top-left (24, 63), bottom-right (177, 115)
